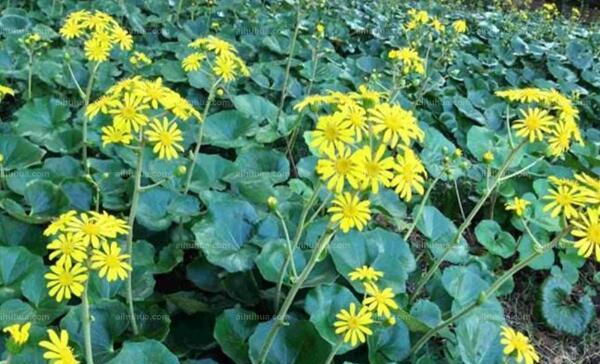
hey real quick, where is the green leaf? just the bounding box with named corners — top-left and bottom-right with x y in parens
top-left (0, 246), bottom-right (43, 286)
top-left (0, 135), bottom-right (45, 171)
top-left (416, 206), bottom-right (469, 264)
top-left (442, 265), bottom-right (489, 305)
top-left (232, 94), bottom-right (278, 123)
top-left (14, 97), bottom-right (73, 151)
top-left (24, 180), bottom-right (70, 218)
top-left (566, 41), bottom-right (593, 70)
top-left (214, 307), bottom-right (259, 364)
top-left (367, 321), bottom-right (411, 363)
top-left (540, 276), bottom-right (594, 336)
top-left (474, 220), bottom-right (517, 258)
top-left (409, 300), bottom-right (442, 328)
top-left (136, 187), bottom-right (177, 231)
top-left (453, 96), bottom-right (485, 125)
top-left (455, 315), bottom-right (503, 364)
top-left (187, 153), bottom-right (237, 193)
top-left (203, 110), bottom-right (258, 148)
top-left (107, 340), bottom-right (179, 364)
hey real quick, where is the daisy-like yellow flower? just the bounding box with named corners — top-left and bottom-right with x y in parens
top-left (182, 52), bottom-right (206, 72)
top-left (44, 210), bottom-right (77, 236)
top-left (362, 282), bottom-right (399, 318)
top-left (316, 147), bottom-right (362, 193)
top-left (3, 322), bottom-right (31, 346)
top-left (547, 121), bottom-right (573, 156)
top-left (391, 147), bottom-right (427, 202)
top-left (500, 326), bottom-right (540, 364)
top-left (90, 211), bottom-right (128, 238)
top-left (39, 329), bottom-right (79, 364)
top-left (333, 303), bottom-right (374, 347)
top-left (45, 262), bottom-right (88, 302)
top-left (59, 20), bottom-right (84, 39)
top-left (452, 20), bottom-right (468, 33)
top-left (505, 197), bottom-right (531, 217)
top-left (86, 95), bottom-right (119, 119)
top-left (64, 213), bottom-right (106, 248)
top-left (571, 207), bottom-right (600, 262)
top-left (81, 11), bottom-right (112, 31)
top-left (370, 103), bottom-right (424, 148)
top-left (109, 93), bottom-right (150, 132)
top-left (90, 241), bottom-right (132, 282)
top-left (133, 78), bottom-right (166, 109)
top-left (101, 125), bottom-right (132, 146)
top-left (348, 266), bottom-right (384, 282)
top-left (328, 193), bottom-right (371, 233)
top-left (339, 103), bottom-right (368, 142)
top-left (575, 173), bottom-right (600, 206)
top-left (111, 26), bottom-right (133, 50)
top-left (354, 145), bottom-right (395, 194)
top-left (310, 113), bottom-right (354, 154)
top-left (0, 84), bottom-right (16, 98)
top-left (47, 233), bottom-right (88, 267)
top-left (543, 184), bottom-right (585, 219)
top-left (388, 47), bottom-right (425, 74)
top-left (84, 37), bottom-right (111, 62)
top-left (213, 55), bottom-right (237, 82)
top-left (190, 36), bottom-right (236, 55)
top-left (145, 117), bottom-right (184, 160)
top-left (513, 108), bottom-right (553, 143)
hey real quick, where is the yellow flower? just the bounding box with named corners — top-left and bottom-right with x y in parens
top-left (354, 145), bottom-right (395, 194)
top-left (44, 210), bottom-right (77, 236)
top-left (389, 47), bottom-right (425, 74)
top-left (483, 151), bottom-right (495, 164)
top-left (86, 95), bottom-right (119, 119)
top-left (90, 241), bottom-right (132, 282)
top-left (348, 266), bottom-right (384, 282)
top-left (111, 26), bottom-right (133, 50)
top-left (571, 207), bottom-right (600, 262)
top-left (334, 303), bottom-right (374, 346)
top-left (547, 121), bottom-right (573, 156)
top-left (60, 20), bottom-right (84, 39)
top-left (315, 23), bottom-right (325, 37)
top-left (134, 78), bottom-right (166, 109)
top-left (328, 193), bottom-right (371, 233)
top-left (316, 147), bottom-right (362, 193)
top-left (101, 124), bottom-right (132, 146)
top-left (543, 184), bottom-right (585, 219)
top-left (513, 108), bottom-right (553, 143)
top-left (453, 20), bottom-right (467, 33)
top-left (505, 197), bottom-right (531, 217)
top-left (64, 212), bottom-right (106, 248)
top-left (370, 103), bottom-right (423, 148)
top-left (145, 117), bottom-right (185, 160)
top-left (3, 322), bottom-right (31, 346)
top-left (310, 112), bottom-right (353, 154)
top-left (84, 37), bottom-right (111, 62)
top-left (500, 326), bottom-right (540, 364)
top-left (90, 211), bottom-right (128, 238)
top-left (190, 36), bottom-right (236, 55)
top-left (109, 93), bottom-right (150, 132)
top-left (339, 104), bottom-right (368, 142)
top-left (81, 11), bottom-right (112, 31)
top-left (575, 173), bottom-right (600, 206)
top-left (430, 17), bottom-right (445, 32)
top-left (213, 55), bottom-right (237, 82)
top-left (391, 147), bottom-right (427, 202)
top-left (47, 233), bottom-right (88, 267)
top-left (362, 282), bottom-right (398, 318)
top-left (0, 84), bottom-right (15, 97)
top-left (39, 329), bottom-right (79, 364)
top-left (130, 51), bottom-right (152, 66)
top-left (182, 52), bottom-right (206, 72)
top-left (45, 262), bottom-right (88, 302)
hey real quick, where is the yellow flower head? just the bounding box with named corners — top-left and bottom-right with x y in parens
top-left (388, 47), bottom-right (425, 74)
top-left (453, 20), bottom-right (467, 33)
top-left (348, 265), bottom-right (384, 282)
top-left (130, 51), bottom-right (152, 66)
top-left (101, 124), bottom-right (133, 146)
top-left (144, 117), bottom-right (185, 160)
top-left (310, 112), bottom-right (354, 154)
top-left (505, 197), bottom-right (531, 217)
top-left (39, 329), bottom-right (80, 364)
top-left (571, 207), bottom-right (600, 262)
top-left (370, 103), bottom-right (423, 148)
top-left (362, 282), bottom-right (399, 318)
top-left (45, 262), bottom-right (88, 302)
top-left (575, 173), bottom-right (600, 206)
top-left (47, 233), bottom-right (88, 267)
top-left (182, 52), bottom-right (206, 72)
top-left (44, 210), bottom-right (78, 236)
top-left (543, 183), bottom-right (585, 219)
top-left (500, 326), bottom-right (540, 364)
top-left (91, 241), bottom-right (132, 282)
top-left (333, 303), bottom-right (374, 347)
top-left (84, 37), bottom-right (111, 62)
top-left (316, 147), bottom-right (362, 193)
top-left (354, 145), bottom-right (395, 194)
top-left (213, 55), bottom-right (238, 82)
top-left (328, 193), bottom-right (371, 233)
top-left (109, 93), bottom-right (150, 132)
top-left (391, 147), bottom-right (427, 202)
top-left (513, 108), bottom-right (553, 143)
top-left (3, 322), bottom-right (31, 346)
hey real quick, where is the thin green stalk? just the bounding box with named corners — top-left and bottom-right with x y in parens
top-left (82, 62), bottom-right (100, 174)
top-left (324, 341), bottom-right (343, 364)
top-left (275, 4), bottom-right (301, 126)
top-left (258, 229), bottom-right (336, 364)
top-left (27, 52), bottom-right (33, 100)
top-left (125, 136), bottom-right (144, 335)
top-left (403, 174), bottom-right (442, 241)
top-left (274, 209), bottom-right (298, 278)
top-left (0, 163), bottom-right (5, 190)
top-left (81, 280), bottom-right (94, 364)
top-left (183, 80), bottom-right (220, 194)
top-left (1, 354), bottom-right (12, 364)
top-left (410, 141), bottom-right (526, 303)
top-left (410, 227), bottom-right (571, 355)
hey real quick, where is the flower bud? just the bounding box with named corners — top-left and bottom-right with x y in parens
top-left (0, 153), bottom-right (4, 163)
top-left (216, 88), bottom-right (224, 97)
top-left (267, 196), bottom-right (278, 209)
top-left (176, 165), bottom-right (187, 176)
top-left (483, 151), bottom-right (494, 164)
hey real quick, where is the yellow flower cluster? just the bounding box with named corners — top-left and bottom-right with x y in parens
top-left (542, 174), bottom-right (600, 262)
top-left (452, 20), bottom-right (468, 33)
top-left (405, 9), bottom-right (430, 30)
top-left (505, 197), bottom-right (531, 217)
top-left (541, 3), bottom-right (559, 20)
top-left (87, 77), bottom-right (199, 160)
top-left (43, 210), bottom-right (132, 302)
top-left (130, 51), bottom-right (152, 66)
top-left (39, 329), bottom-right (79, 364)
top-left (59, 10), bottom-right (133, 63)
top-left (297, 86), bottom-right (427, 233)
top-left (334, 266), bottom-right (398, 346)
top-left (388, 47), bottom-right (425, 74)
top-left (3, 322), bottom-right (31, 347)
top-left (496, 88), bottom-right (582, 156)
top-left (500, 326), bottom-right (540, 364)
top-left (181, 36), bottom-right (250, 82)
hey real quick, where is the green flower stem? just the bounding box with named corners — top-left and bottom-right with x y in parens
top-left (82, 62), bottom-right (100, 174)
top-left (275, 3), bottom-right (301, 127)
top-left (258, 228), bottom-right (336, 364)
top-left (125, 136), bottom-right (145, 336)
top-left (403, 173), bottom-right (442, 241)
top-left (183, 80), bottom-right (220, 194)
top-left (409, 226), bottom-right (571, 356)
top-left (81, 280), bottom-right (94, 364)
top-left (324, 341), bottom-right (343, 364)
top-left (274, 209), bottom-right (298, 279)
top-left (0, 162), bottom-right (5, 190)
top-left (274, 184), bottom-right (321, 311)
top-left (27, 51), bottom-right (33, 100)
top-left (410, 141), bottom-right (526, 303)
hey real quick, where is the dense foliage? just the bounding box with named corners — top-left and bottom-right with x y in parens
top-left (0, 1), bottom-right (598, 363)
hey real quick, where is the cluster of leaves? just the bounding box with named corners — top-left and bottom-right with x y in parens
top-left (0, 0), bottom-right (598, 364)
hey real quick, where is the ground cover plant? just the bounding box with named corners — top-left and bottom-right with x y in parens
top-left (0, 0), bottom-right (598, 363)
